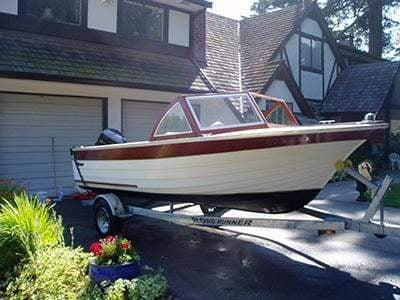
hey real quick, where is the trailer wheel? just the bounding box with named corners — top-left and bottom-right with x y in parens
top-left (94, 199), bottom-right (123, 237)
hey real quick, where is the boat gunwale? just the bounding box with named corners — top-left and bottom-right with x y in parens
top-left (72, 121), bottom-right (388, 152)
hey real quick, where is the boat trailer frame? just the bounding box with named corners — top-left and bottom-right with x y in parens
top-left (94, 168), bottom-right (400, 239)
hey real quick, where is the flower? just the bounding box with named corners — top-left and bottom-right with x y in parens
top-left (103, 235), bottom-right (117, 244)
top-left (120, 240), bottom-right (131, 250)
top-left (90, 242), bottom-right (103, 256)
top-left (90, 236), bottom-right (139, 265)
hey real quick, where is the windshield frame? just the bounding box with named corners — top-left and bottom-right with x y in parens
top-left (185, 93), bottom-right (267, 133)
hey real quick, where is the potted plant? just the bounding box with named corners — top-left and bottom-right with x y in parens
top-left (89, 236), bottom-right (140, 284)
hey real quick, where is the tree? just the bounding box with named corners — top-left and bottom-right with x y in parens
top-left (250, 0), bottom-right (400, 59)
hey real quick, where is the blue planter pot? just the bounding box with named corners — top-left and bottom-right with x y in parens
top-left (89, 259), bottom-right (141, 284)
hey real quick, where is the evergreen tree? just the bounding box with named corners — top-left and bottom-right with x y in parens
top-left (250, 0), bottom-right (400, 59)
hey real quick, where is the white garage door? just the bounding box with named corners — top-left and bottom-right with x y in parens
top-left (122, 100), bottom-right (168, 142)
top-left (0, 93), bottom-right (104, 196)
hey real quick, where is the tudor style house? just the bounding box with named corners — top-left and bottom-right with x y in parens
top-left (0, 0), bottom-right (399, 197)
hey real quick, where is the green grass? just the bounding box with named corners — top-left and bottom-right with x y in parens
top-left (383, 183), bottom-right (400, 208)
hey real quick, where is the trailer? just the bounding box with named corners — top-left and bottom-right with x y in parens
top-left (92, 167), bottom-right (400, 239)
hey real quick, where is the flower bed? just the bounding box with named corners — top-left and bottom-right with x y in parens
top-left (0, 180), bottom-right (168, 299)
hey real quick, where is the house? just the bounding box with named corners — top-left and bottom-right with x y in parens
top-left (337, 42), bottom-right (385, 65)
top-left (0, 0), bottom-right (214, 196)
top-left (0, 0), bottom-right (397, 196)
top-left (322, 62), bottom-right (400, 134)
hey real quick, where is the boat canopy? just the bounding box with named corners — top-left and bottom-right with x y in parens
top-left (151, 92), bottom-right (298, 141)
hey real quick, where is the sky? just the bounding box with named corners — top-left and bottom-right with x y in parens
top-left (209, 0), bottom-right (255, 20)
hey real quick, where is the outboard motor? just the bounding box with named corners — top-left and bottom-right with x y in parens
top-left (95, 128), bottom-right (127, 145)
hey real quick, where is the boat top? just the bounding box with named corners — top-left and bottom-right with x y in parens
top-left (148, 92), bottom-right (299, 141)
top-left (72, 92), bottom-right (388, 152)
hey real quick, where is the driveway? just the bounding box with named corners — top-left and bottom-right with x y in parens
top-left (56, 180), bottom-right (400, 299)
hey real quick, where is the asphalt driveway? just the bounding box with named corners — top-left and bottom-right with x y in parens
top-left (56, 180), bottom-right (400, 299)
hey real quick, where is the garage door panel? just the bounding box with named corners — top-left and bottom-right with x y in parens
top-left (1, 102), bottom-right (102, 115)
top-left (0, 93), bottom-right (102, 106)
top-left (0, 128), bottom-right (102, 138)
top-left (0, 165), bottom-right (52, 179)
top-left (122, 100), bottom-right (168, 142)
top-left (0, 114), bottom-right (102, 126)
top-left (0, 153), bottom-right (74, 165)
top-left (0, 93), bottom-right (103, 196)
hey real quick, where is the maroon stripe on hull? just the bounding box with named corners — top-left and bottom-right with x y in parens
top-left (74, 129), bottom-right (383, 161)
top-left (75, 180), bottom-right (138, 188)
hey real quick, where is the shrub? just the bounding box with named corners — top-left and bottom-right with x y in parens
top-left (0, 179), bottom-right (25, 206)
top-left (6, 246), bottom-right (92, 300)
top-left (101, 275), bottom-right (168, 300)
top-left (0, 193), bottom-right (64, 273)
top-left (7, 243), bottom-right (167, 300)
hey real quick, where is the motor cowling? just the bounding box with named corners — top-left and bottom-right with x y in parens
top-left (95, 128), bottom-right (127, 145)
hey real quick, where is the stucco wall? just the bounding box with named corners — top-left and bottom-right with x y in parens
top-left (285, 34), bottom-right (299, 85)
top-left (265, 80), bottom-right (301, 113)
top-left (301, 18), bottom-right (322, 37)
top-left (301, 71), bottom-right (323, 100)
top-left (324, 43), bottom-right (336, 96)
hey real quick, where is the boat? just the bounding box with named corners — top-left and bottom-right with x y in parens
top-left (71, 92), bottom-right (387, 214)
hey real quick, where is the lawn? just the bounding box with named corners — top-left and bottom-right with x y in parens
top-left (383, 183), bottom-right (400, 208)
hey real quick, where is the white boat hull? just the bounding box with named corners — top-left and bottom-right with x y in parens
top-left (74, 139), bottom-right (363, 195)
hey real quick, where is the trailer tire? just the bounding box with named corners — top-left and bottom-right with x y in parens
top-left (94, 199), bottom-right (123, 237)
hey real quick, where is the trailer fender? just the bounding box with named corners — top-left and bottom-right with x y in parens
top-left (94, 194), bottom-right (131, 219)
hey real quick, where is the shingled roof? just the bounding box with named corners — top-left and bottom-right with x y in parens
top-left (240, 4), bottom-right (304, 92)
top-left (0, 29), bottom-right (211, 93)
top-left (322, 62), bottom-right (400, 113)
top-left (200, 12), bottom-right (240, 92)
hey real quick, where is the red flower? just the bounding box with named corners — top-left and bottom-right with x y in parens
top-left (120, 241), bottom-right (131, 250)
top-left (103, 235), bottom-right (117, 244)
top-left (90, 242), bottom-right (103, 256)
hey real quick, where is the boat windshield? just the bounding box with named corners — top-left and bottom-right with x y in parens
top-left (186, 94), bottom-right (264, 130)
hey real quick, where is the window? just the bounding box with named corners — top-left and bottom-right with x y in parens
top-left (258, 100), bottom-right (295, 126)
top-left (187, 94), bottom-right (264, 130)
top-left (144, 5), bottom-right (164, 41)
top-left (121, 0), bottom-right (164, 41)
top-left (155, 103), bottom-right (191, 136)
top-left (301, 37), bottom-right (322, 71)
top-left (266, 107), bottom-right (293, 125)
top-left (25, 0), bottom-right (81, 25)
